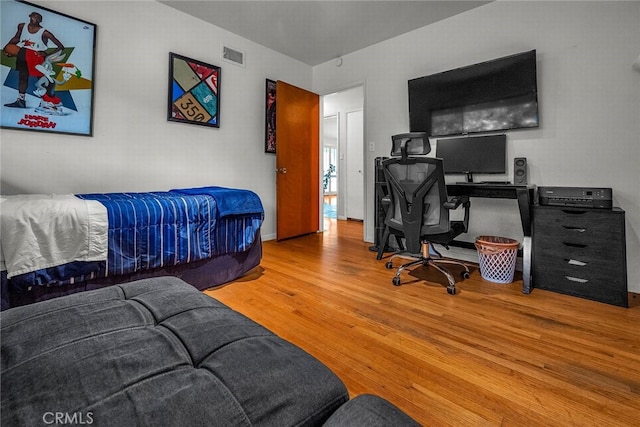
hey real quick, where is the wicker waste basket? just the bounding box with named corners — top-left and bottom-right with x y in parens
top-left (474, 236), bottom-right (519, 284)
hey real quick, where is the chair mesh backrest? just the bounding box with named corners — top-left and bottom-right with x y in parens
top-left (383, 157), bottom-right (450, 253)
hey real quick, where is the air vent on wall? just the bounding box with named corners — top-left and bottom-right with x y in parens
top-left (222, 45), bottom-right (245, 67)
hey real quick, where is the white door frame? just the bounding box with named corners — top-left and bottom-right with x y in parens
top-left (319, 83), bottom-right (366, 236)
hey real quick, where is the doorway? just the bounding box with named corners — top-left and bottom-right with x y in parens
top-left (322, 115), bottom-right (338, 219)
top-left (321, 85), bottom-right (364, 229)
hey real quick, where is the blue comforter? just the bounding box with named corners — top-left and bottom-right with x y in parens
top-left (171, 186), bottom-right (263, 216)
top-left (7, 187), bottom-right (264, 289)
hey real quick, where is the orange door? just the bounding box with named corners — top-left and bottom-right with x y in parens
top-left (275, 81), bottom-right (320, 240)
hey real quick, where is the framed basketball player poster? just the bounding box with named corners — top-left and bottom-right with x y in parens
top-left (0, 0), bottom-right (97, 136)
top-left (168, 52), bottom-right (220, 128)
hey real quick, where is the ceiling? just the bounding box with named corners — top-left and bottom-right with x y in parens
top-left (159, 1), bottom-right (491, 66)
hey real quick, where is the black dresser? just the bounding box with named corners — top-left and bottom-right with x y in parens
top-left (532, 205), bottom-right (628, 307)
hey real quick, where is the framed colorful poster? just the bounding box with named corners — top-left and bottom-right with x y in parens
top-left (265, 79), bottom-right (276, 153)
top-left (168, 52), bottom-right (220, 128)
top-left (1, 0), bottom-right (96, 136)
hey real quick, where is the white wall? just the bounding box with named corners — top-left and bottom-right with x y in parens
top-left (313, 1), bottom-right (640, 292)
top-left (0, 0), bottom-right (313, 241)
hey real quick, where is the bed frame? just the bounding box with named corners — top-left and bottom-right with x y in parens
top-left (1, 235), bottom-right (261, 310)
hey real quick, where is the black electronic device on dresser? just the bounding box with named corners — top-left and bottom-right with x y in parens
top-left (533, 200), bottom-right (628, 307)
top-left (538, 186), bottom-right (613, 209)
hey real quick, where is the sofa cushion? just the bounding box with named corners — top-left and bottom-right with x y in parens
top-left (1, 276), bottom-right (349, 426)
top-left (323, 394), bottom-right (420, 426)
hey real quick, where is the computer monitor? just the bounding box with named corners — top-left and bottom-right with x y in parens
top-left (435, 134), bottom-right (506, 183)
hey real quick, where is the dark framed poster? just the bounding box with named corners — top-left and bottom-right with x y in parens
top-left (265, 79), bottom-right (276, 153)
top-left (1, 0), bottom-right (97, 136)
top-left (168, 52), bottom-right (220, 128)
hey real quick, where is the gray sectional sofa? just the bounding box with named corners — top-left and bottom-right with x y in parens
top-left (1, 276), bottom-right (418, 426)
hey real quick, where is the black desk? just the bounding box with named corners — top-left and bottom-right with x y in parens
top-left (447, 183), bottom-right (536, 294)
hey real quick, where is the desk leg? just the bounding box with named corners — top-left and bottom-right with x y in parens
top-left (521, 236), bottom-right (532, 294)
top-left (515, 188), bottom-right (533, 294)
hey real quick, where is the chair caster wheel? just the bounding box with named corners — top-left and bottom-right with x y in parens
top-left (385, 261), bottom-right (394, 269)
top-left (461, 271), bottom-right (470, 279)
top-left (447, 286), bottom-right (457, 295)
top-left (392, 277), bottom-right (401, 286)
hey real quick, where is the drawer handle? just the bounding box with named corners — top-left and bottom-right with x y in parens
top-left (565, 276), bottom-right (588, 284)
top-left (562, 226), bottom-right (586, 233)
top-left (562, 210), bottom-right (587, 215)
top-left (565, 258), bottom-right (587, 267)
top-left (562, 242), bottom-right (587, 248)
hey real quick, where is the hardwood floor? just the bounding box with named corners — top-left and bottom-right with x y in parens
top-left (206, 219), bottom-right (640, 426)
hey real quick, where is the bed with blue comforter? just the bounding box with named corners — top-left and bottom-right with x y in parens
top-left (0, 186), bottom-right (264, 310)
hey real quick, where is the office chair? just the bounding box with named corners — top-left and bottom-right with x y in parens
top-left (379, 133), bottom-right (471, 295)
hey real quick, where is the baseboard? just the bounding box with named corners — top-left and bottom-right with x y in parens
top-left (444, 243), bottom-right (523, 272)
top-left (629, 292), bottom-right (640, 308)
top-left (261, 233), bottom-right (276, 242)
top-left (449, 240), bottom-right (525, 258)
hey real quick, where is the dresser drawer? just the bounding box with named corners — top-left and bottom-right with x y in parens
top-left (533, 208), bottom-right (624, 242)
top-left (533, 257), bottom-right (626, 287)
top-left (534, 206), bottom-right (624, 225)
top-left (534, 239), bottom-right (625, 267)
top-left (534, 270), bottom-right (628, 307)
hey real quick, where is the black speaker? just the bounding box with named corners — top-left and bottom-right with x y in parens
top-left (514, 157), bottom-right (528, 185)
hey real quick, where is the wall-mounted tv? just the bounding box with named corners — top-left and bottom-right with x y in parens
top-left (408, 50), bottom-right (538, 137)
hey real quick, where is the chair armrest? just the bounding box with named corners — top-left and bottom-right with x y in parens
top-left (443, 195), bottom-right (469, 210)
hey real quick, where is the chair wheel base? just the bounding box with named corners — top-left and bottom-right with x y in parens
top-left (385, 261), bottom-right (394, 269)
top-left (461, 271), bottom-right (470, 279)
top-left (447, 286), bottom-right (457, 295)
top-left (392, 277), bottom-right (401, 286)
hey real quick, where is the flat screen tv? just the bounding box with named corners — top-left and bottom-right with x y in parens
top-left (409, 50), bottom-right (538, 137)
